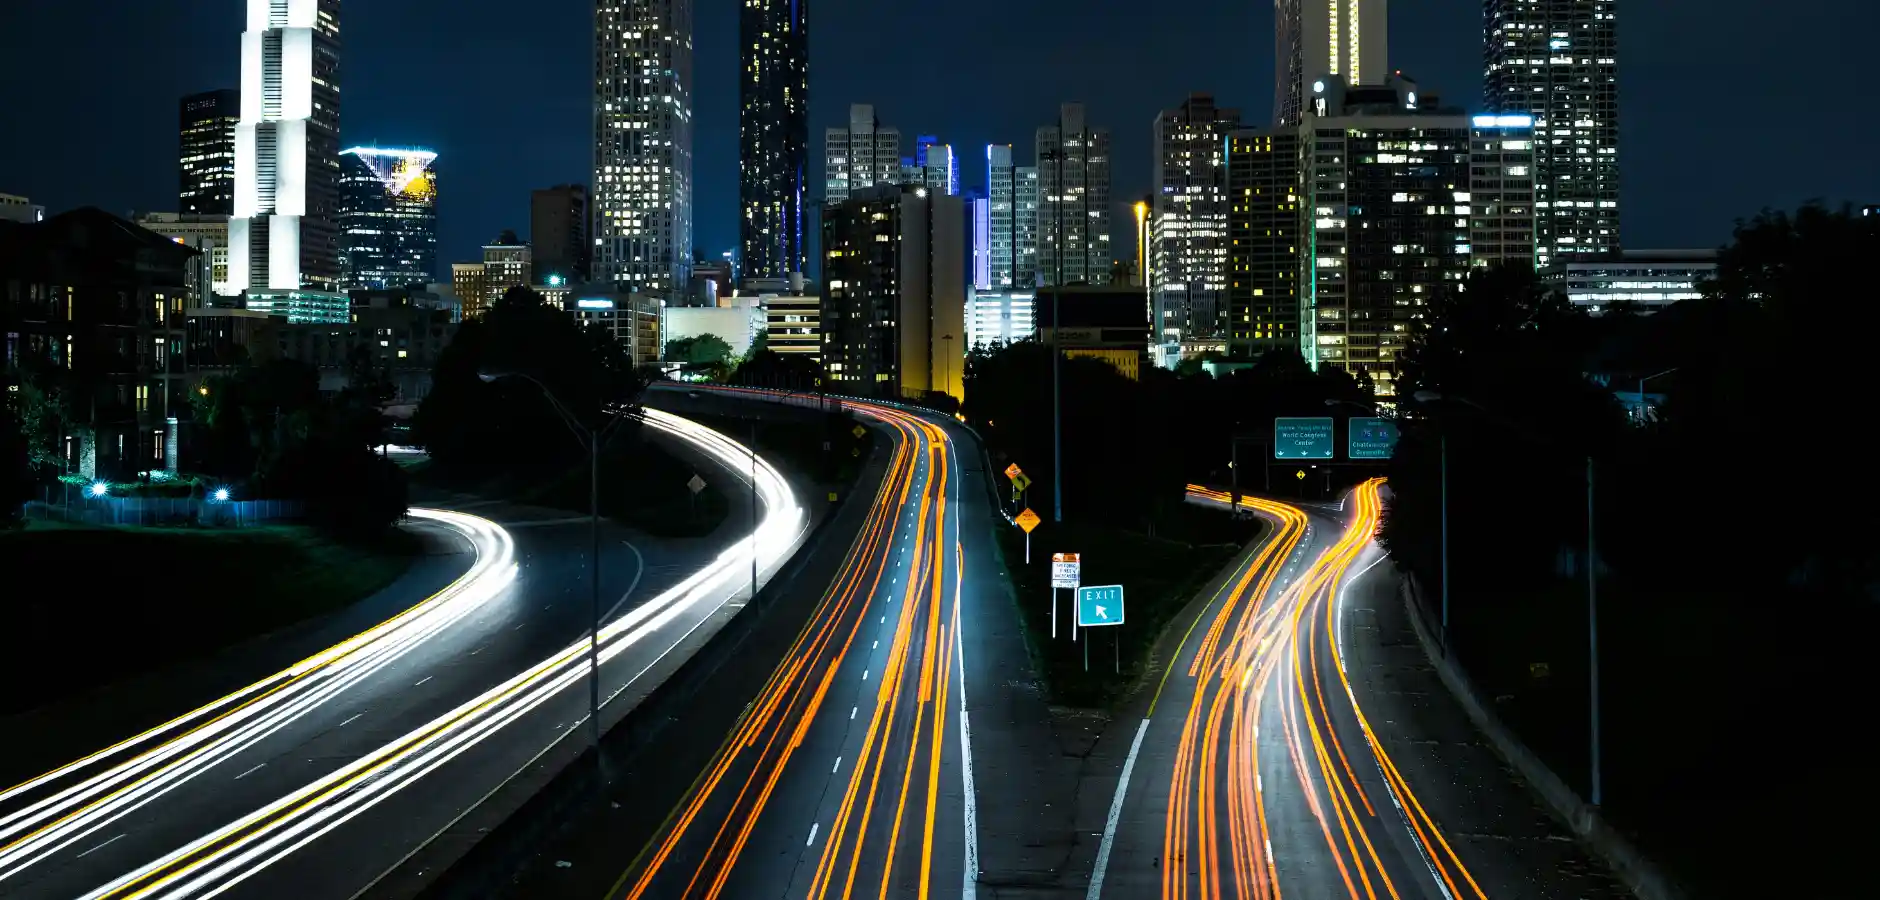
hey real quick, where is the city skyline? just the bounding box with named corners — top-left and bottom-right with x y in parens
top-left (0, 0), bottom-right (1872, 274)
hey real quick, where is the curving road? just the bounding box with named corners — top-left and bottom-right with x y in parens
top-left (0, 408), bottom-right (806, 900)
top-left (1091, 480), bottom-right (1625, 900)
top-left (610, 387), bottom-right (1000, 900)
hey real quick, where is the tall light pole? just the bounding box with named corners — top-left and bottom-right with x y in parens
top-left (1041, 146), bottom-right (1066, 522)
top-left (480, 371), bottom-right (628, 755)
top-left (1413, 389), bottom-right (1601, 805)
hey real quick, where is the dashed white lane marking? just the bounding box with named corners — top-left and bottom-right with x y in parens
top-left (234, 763), bottom-right (266, 780)
top-left (862, 669), bottom-right (870, 681)
top-left (872, 640), bottom-right (878, 650)
top-left (832, 757), bottom-right (842, 774)
top-left (850, 706), bottom-right (858, 720)
top-left (338, 712), bottom-right (364, 727)
top-left (806, 822), bottom-right (820, 848)
top-left (414, 676), bottom-right (432, 687)
top-left (75, 834), bottom-right (125, 859)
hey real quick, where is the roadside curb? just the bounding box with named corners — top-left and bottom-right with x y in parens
top-left (1398, 575), bottom-right (1685, 900)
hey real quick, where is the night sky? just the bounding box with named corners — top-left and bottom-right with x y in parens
top-left (1, 0), bottom-right (1872, 277)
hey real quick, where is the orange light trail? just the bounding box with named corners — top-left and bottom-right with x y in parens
top-left (614, 391), bottom-right (968, 900)
top-left (1156, 480), bottom-right (1491, 899)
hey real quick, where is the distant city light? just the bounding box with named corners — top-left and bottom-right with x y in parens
top-left (1471, 114), bottom-right (1535, 129)
top-left (548, 274), bottom-right (565, 287)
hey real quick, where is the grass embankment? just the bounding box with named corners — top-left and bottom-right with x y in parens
top-left (1447, 577), bottom-right (1874, 898)
top-left (994, 504), bottom-right (1261, 708)
top-left (0, 522), bottom-right (417, 715)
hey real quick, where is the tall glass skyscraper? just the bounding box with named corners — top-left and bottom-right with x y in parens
top-left (1036, 103), bottom-right (1111, 287)
top-left (594, 0), bottom-right (693, 293)
top-left (179, 89), bottom-right (238, 216)
top-left (1484, 0), bottom-right (1619, 263)
top-left (1151, 94), bottom-right (1239, 357)
top-left (229, 0), bottom-right (343, 295)
top-left (339, 148), bottom-right (438, 290)
top-left (739, 0), bottom-right (806, 281)
top-left (1273, 0), bottom-right (1388, 126)
top-left (826, 105), bottom-right (902, 203)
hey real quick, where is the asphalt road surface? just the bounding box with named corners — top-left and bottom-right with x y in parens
top-left (1090, 480), bottom-right (1627, 900)
top-left (609, 388), bottom-right (1005, 900)
top-left (0, 409), bottom-right (805, 900)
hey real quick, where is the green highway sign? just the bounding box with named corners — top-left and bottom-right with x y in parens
top-left (1274, 417), bottom-right (1334, 459)
top-left (1348, 417), bottom-right (1399, 460)
top-left (1075, 584), bottom-right (1125, 628)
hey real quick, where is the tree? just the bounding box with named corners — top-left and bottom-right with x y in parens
top-left (417, 285), bottom-right (644, 470)
top-left (731, 348), bottom-right (823, 392)
top-left (665, 334), bottom-right (734, 366)
top-left (0, 393), bottom-right (30, 528)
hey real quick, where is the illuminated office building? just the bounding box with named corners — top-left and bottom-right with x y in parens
top-left (1484, 0), bottom-right (1619, 262)
top-left (739, 0), bottom-right (807, 281)
top-left (179, 89), bottom-right (239, 216)
top-left (593, 0), bottom-right (693, 293)
top-left (1274, 0), bottom-right (1388, 126)
top-left (1151, 94), bottom-right (1239, 362)
top-left (820, 184), bottom-right (965, 402)
top-left (967, 291), bottom-right (1034, 350)
top-left (338, 147), bottom-right (438, 291)
top-left (969, 192), bottom-right (991, 291)
top-left (1225, 128), bottom-right (1302, 359)
top-left (1036, 102), bottom-right (1111, 286)
top-left (916, 138), bottom-right (959, 196)
top-left (1545, 250), bottom-right (1716, 314)
top-left (228, 0), bottom-right (344, 320)
top-left (825, 104), bottom-right (902, 203)
top-left (1293, 76), bottom-right (1535, 398)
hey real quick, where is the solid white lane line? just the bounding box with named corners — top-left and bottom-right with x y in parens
top-left (1085, 718), bottom-right (1152, 900)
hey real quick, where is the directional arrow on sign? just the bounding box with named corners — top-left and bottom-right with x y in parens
top-left (1094, 605), bottom-right (1109, 621)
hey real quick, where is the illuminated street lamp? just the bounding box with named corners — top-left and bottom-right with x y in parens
top-left (89, 482), bottom-right (109, 498)
top-left (479, 370), bottom-right (629, 757)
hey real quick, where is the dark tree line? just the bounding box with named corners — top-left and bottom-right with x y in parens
top-left (961, 339), bottom-right (1369, 531)
top-left (416, 285), bottom-right (644, 471)
top-left (190, 358), bottom-right (408, 534)
top-left (1381, 203), bottom-right (1880, 602)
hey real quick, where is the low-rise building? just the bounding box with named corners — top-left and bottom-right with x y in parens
top-left (748, 274), bottom-right (820, 361)
top-left (0, 192), bottom-right (45, 224)
top-left (1, 208), bottom-right (196, 478)
top-left (665, 294), bottom-right (766, 358)
top-left (967, 291), bottom-right (1035, 351)
top-left (136, 213), bottom-right (235, 306)
top-left (1033, 286), bottom-right (1152, 381)
top-left (562, 289), bottom-right (663, 367)
top-left (1544, 249), bottom-right (1718, 314)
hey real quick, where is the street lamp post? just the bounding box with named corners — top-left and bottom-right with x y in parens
top-left (1412, 389), bottom-right (1602, 805)
top-left (480, 371), bottom-right (627, 756)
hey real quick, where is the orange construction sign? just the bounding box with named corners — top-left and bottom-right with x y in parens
top-left (1015, 508), bottom-right (1042, 533)
top-left (1004, 463), bottom-right (1024, 480)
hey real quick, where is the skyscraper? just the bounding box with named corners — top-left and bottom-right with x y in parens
top-left (919, 143), bottom-right (960, 196)
top-left (229, 0), bottom-right (343, 304)
top-left (739, 0), bottom-right (807, 281)
top-left (1036, 103), bottom-right (1111, 287)
top-left (1293, 76), bottom-right (1535, 397)
top-left (825, 104), bottom-right (902, 203)
top-left (532, 184), bottom-right (591, 284)
top-left (179, 89), bottom-right (238, 216)
top-left (594, 0), bottom-right (693, 294)
top-left (1484, 0), bottom-right (1619, 262)
top-left (820, 184), bottom-right (966, 402)
top-left (1273, 0), bottom-right (1388, 126)
top-left (338, 147), bottom-right (438, 291)
top-left (969, 191), bottom-right (991, 291)
top-left (986, 145), bottom-right (1018, 290)
top-left (1225, 127), bottom-right (1303, 359)
top-left (1151, 94), bottom-right (1239, 361)
top-left (1014, 165), bottom-right (1039, 288)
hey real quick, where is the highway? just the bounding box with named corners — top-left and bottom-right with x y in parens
top-left (610, 387), bottom-right (991, 900)
top-left (0, 408), bottom-right (805, 900)
top-left (1093, 479), bottom-right (1501, 900)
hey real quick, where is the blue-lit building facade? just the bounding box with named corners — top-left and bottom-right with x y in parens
top-left (338, 147), bottom-right (439, 292)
